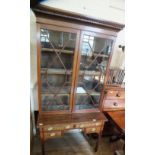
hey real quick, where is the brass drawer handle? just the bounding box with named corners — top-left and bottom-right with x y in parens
top-left (48, 127), bottom-right (53, 131)
top-left (116, 93), bottom-right (120, 97)
top-left (39, 123), bottom-right (43, 126)
top-left (50, 133), bottom-right (55, 137)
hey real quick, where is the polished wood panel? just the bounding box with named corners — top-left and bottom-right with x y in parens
top-left (106, 111), bottom-right (125, 132)
top-left (38, 112), bottom-right (107, 126)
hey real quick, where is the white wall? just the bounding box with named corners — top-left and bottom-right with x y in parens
top-left (111, 28), bottom-right (125, 69)
top-left (30, 10), bottom-right (38, 111)
top-left (30, 10), bottom-right (38, 134)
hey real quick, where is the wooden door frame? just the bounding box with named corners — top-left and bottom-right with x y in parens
top-left (72, 30), bottom-right (116, 113)
top-left (37, 23), bottom-right (81, 114)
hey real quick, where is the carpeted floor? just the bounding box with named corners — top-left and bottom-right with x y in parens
top-left (31, 130), bottom-right (124, 155)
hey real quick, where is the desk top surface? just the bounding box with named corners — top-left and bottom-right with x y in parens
top-left (107, 111), bottom-right (125, 132)
top-left (38, 112), bottom-right (107, 126)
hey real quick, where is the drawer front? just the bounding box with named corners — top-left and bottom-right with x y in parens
top-left (44, 131), bottom-right (62, 139)
top-left (75, 121), bottom-right (102, 128)
top-left (85, 127), bottom-right (101, 134)
top-left (43, 124), bottom-right (74, 131)
top-left (103, 99), bottom-right (125, 109)
top-left (105, 90), bottom-right (125, 99)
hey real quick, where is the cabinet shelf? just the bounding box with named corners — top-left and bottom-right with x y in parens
top-left (41, 87), bottom-right (100, 96)
top-left (76, 87), bottom-right (100, 96)
top-left (41, 68), bottom-right (101, 76)
top-left (76, 92), bottom-right (100, 96)
top-left (42, 48), bottom-right (74, 54)
top-left (81, 53), bottom-right (109, 58)
top-left (41, 68), bottom-right (72, 75)
top-left (42, 86), bottom-right (70, 94)
top-left (79, 70), bottom-right (101, 76)
top-left (93, 53), bottom-right (109, 58)
top-left (42, 92), bottom-right (100, 96)
top-left (42, 93), bottom-right (70, 96)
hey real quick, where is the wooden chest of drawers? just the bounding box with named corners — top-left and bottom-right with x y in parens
top-left (38, 112), bottom-right (107, 154)
top-left (102, 86), bottom-right (125, 111)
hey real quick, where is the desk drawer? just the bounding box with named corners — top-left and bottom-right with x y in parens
top-left (43, 124), bottom-right (74, 131)
top-left (75, 121), bottom-right (102, 128)
top-left (103, 99), bottom-right (125, 109)
top-left (105, 90), bottom-right (125, 99)
top-left (44, 131), bottom-right (62, 139)
top-left (85, 127), bottom-right (101, 134)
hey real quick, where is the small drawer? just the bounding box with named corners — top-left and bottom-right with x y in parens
top-left (85, 127), bottom-right (101, 134)
top-left (44, 131), bottom-right (62, 139)
top-left (103, 99), bottom-right (125, 109)
top-left (75, 121), bottom-right (102, 128)
top-left (63, 124), bottom-right (74, 130)
top-left (105, 90), bottom-right (125, 99)
top-left (43, 125), bottom-right (64, 131)
top-left (75, 123), bottom-right (89, 128)
top-left (94, 121), bottom-right (102, 126)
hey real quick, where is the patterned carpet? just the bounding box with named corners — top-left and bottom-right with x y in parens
top-left (32, 130), bottom-right (124, 155)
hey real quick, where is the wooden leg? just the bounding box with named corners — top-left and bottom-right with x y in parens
top-left (40, 129), bottom-right (45, 155)
top-left (110, 133), bottom-right (125, 143)
top-left (94, 132), bottom-right (101, 152)
top-left (41, 139), bottom-right (45, 155)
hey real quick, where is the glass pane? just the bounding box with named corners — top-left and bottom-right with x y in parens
top-left (75, 34), bottom-right (113, 110)
top-left (40, 28), bottom-right (76, 111)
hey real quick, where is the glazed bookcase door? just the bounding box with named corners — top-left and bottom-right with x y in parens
top-left (38, 25), bottom-right (79, 112)
top-left (74, 31), bottom-right (114, 111)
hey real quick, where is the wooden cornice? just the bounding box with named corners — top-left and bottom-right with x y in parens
top-left (32, 4), bottom-right (124, 32)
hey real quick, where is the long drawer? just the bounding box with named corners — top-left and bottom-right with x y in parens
top-left (43, 124), bottom-right (74, 131)
top-left (103, 99), bottom-right (125, 109)
top-left (43, 121), bottom-right (103, 131)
